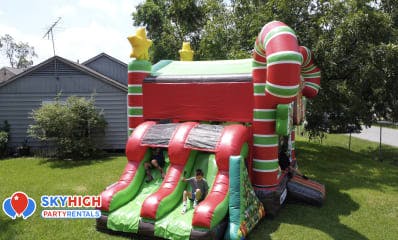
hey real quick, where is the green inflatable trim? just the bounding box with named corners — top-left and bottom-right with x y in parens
top-left (276, 104), bottom-right (292, 136)
top-left (226, 143), bottom-right (249, 239)
top-left (155, 150), bottom-right (198, 219)
top-left (106, 175), bottom-right (165, 233)
top-left (227, 151), bottom-right (265, 240)
top-left (128, 60), bottom-right (152, 72)
top-left (228, 156), bottom-right (241, 240)
top-left (210, 190), bottom-right (230, 229)
top-left (154, 153), bottom-right (218, 240)
top-left (151, 60), bottom-right (173, 75)
top-left (106, 151), bottom-right (170, 233)
top-left (227, 142), bottom-right (249, 240)
top-left (240, 142), bottom-right (249, 159)
top-left (108, 150), bottom-right (151, 212)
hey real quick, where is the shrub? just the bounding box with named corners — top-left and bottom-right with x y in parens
top-left (16, 138), bottom-right (30, 157)
top-left (0, 131), bottom-right (8, 157)
top-left (0, 120), bottom-right (10, 132)
top-left (0, 121), bottom-right (10, 157)
top-left (28, 95), bottom-right (107, 160)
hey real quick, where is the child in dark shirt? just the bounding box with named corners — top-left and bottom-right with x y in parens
top-left (144, 148), bottom-right (165, 182)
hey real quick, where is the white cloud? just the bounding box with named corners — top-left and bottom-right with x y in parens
top-left (0, 21), bottom-right (134, 67)
top-left (54, 21), bottom-right (133, 63)
top-left (78, 0), bottom-right (121, 18)
top-left (53, 5), bottom-right (77, 18)
top-left (121, 0), bottom-right (143, 15)
top-left (0, 0), bottom-right (145, 67)
top-left (0, 24), bottom-right (19, 37)
top-left (78, 0), bottom-right (142, 19)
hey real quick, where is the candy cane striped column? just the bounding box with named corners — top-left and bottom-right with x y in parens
top-left (252, 21), bottom-right (302, 187)
top-left (300, 46), bottom-right (321, 99)
top-left (127, 60), bottom-right (151, 136)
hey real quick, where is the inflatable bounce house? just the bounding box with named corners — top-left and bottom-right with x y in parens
top-left (96, 21), bottom-right (325, 240)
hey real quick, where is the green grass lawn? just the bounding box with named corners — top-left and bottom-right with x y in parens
top-left (250, 134), bottom-right (398, 240)
top-left (1, 134), bottom-right (397, 240)
top-left (0, 154), bottom-right (127, 240)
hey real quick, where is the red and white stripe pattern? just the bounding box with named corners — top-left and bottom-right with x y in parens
top-left (127, 62), bottom-right (151, 135)
top-left (300, 46), bottom-right (321, 99)
top-left (252, 21), bottom-right (301, 187)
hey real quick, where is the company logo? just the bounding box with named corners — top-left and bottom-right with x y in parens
top-left (2, 193), bottom-right (101, 219)
top-left (41, 195), bottom-right (101, 208)
top-left (40, 195), bottom-right (101, 219)
top-left (2, 192), bottom-right (36, 219)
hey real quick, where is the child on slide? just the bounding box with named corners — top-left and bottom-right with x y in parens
top-left (181, 169), bottom-right (209, 214)
top-left (144, 148), bottom-right (166, 182)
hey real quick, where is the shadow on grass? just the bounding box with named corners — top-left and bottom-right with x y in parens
top-left (251, 185), bottom-right (367, 239)
top-left (0, 218), bottom-right (19, 240)
top-left (299, 142), bottom-right (398, 192)
top-left (251, 140), bottom-right (398, 239)
top-left (38, 153), bottom-right (124, 169)
top-left (359, 145), bottom-right (398, 166)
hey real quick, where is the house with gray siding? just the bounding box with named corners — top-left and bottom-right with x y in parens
top-left (0, 54), bottom-right (128, 150)
top-left (82, 53), bottom-right (127, 85)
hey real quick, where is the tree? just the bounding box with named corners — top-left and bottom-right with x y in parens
top-left (308, 0), bottom-right (398, 132)
top-left (28, 95), bottom-right (107, 160)
top-left (0, 34), bottom-right (37, 68)
top-left (198, 0), bottom-right (239, 59)
top-left (133, 0), bottom-right (206, 62)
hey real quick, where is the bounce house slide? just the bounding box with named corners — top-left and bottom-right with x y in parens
top-left (106, 142), bottom-right (198, 234)
top-left (153, 152), bottom-right (218, 240)
top-left (99, 122), bottom-right (265, 239)
top-left (105, 151), bottom-right (170, 233)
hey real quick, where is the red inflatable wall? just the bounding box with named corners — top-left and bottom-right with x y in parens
top-left (142, 82), bottom-right (253, 122)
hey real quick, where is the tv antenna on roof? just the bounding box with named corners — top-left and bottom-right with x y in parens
top-left (43, 17), bottom-right (62, 56)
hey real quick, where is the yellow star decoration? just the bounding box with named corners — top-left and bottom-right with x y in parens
top-left (128, 28), bottom-right (152, 60)
top-left (179, 42), bottom-right (194, 61)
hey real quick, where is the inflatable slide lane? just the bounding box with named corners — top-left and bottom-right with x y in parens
top-left (97, 122), bottom-right (196, 233)
top-left (139, 122), bottom-right (199, 234)
top-left (152, 152), bottom-right (218, 240)
top-left (97, 121), bottom-right (159, 232)
top-left (95, 122), bottom-right (190, 236)
top-left (188, 124), bottom-right (251, 240)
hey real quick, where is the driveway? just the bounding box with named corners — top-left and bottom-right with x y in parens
top-left (351, 126), bottom-right (398, 147)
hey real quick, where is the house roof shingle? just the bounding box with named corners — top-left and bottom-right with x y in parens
top-left (82, 52), bottom-right (127, 67)
top-left (2, 67), bottom-right (26, 75)
top-left (0, 55), bottom-right (128, 92)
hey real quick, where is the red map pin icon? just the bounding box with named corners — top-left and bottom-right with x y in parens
top-left (10, 192), bottom-right (28, 215)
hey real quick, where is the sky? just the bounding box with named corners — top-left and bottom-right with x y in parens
top-left (0, 0), bottom-right (143, 67)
